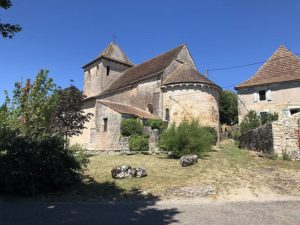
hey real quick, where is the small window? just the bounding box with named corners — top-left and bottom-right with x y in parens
top-left (290, 109), bottom-right (300, 115)
top-left (106, 66), bottom-right (110, 76)
top-left (259, 90), bottom-right (266, 101)
top-left (103, 118), bottom-right (108, 132)
top-left (165, 108), bottom-right (170, 121)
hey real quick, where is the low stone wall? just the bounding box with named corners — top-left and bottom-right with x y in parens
top-left (239, 113), bottom-right (300, 158)
top-left (273, 113), bottom-right (300, 157)
top-left (239, 123), bottom-right (273, 153)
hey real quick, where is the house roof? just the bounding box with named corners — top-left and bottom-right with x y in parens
top-left (235, 45), bottom-right (300, 89)
top-left (162, 64), bottom-right (221, 89)
top-left (83, 42), bottom-right (134, 68)
top-left (97, 100), bottom-right (157, 119)
top-left (100, 44), bottom-right (185, 96)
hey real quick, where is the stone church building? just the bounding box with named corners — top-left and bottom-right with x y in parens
top-left (70, 42), bottom-right (221, 152)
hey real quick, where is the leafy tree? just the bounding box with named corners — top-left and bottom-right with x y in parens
top-left (52, 85), bottom-right (93, 141)
top-left (260, 112), bottom-right (279, 125)
top-left (240, 110), bottom-right (278, 134)
top-left (5, 70), bottom-right (58, 138)
top-left (219, 90), bottom-right (238, 125)
top-left (0, 0), bottom-right (22, 39)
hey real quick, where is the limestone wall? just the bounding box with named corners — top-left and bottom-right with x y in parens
top-left (272, 112), bottom-right (300, 156)
top-left (162, 84), bottom-right (220, 130)
top-left (69, 99), bottom-right (96, 150)
top-left (237, 81), bottom-right (300, 123)
top-left (83, 59), bottom-right (130, 98)
top-left (239, 113), bottom-right (300, 157)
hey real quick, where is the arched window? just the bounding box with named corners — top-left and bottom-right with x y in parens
top-left (147, 104), bottom-right (154, 114)
top-left (165, 108), bottom-right (170, 121)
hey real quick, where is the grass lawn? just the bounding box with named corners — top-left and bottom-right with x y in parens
top-left (69, 141), bottom-right (300, 200)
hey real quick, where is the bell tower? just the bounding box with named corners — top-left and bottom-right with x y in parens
top-left (83, 42), bottom-right (133, 98)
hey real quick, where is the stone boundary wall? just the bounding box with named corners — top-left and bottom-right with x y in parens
top-left (272, 113), bottom-right (300, 157)
top-left (239, 112), bottom-right (300, 158)
top-left (239, 123), bottom-right (273, 154)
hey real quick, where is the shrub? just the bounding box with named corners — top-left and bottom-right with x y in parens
top-left (202, 126), bottom-right (218, 145)
top-left (240, 110), bottom-right (261, 134)
top-left (159, 120), bottom-right (214, 158)
top-left (121, 118), bottom-right (143, 136)
top-left (145, 119), bottom-right (167, 132)
top-left (260, 112), bottom-right (279, 125)
top-left (0, 128), bottom-right (89, 195)
top-left (129, 135), bottom-right (149, 152)
top-left (240, 110), bottom-right (279, 134)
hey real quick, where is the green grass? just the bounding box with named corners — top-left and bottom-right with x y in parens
top-left (71, 141), bottom-right (299, 200)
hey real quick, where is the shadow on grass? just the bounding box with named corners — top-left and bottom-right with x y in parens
top-left (0, 177), bottom-right (180, 225)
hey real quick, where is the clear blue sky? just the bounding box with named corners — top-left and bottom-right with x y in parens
top-left (1, 0), bottom-right (300, 103)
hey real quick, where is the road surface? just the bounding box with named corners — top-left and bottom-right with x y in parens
top-left (0, 199), bottom-right (299, 225)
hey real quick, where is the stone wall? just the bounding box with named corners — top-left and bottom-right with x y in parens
top-left (272, 112), bottom-right (300, 156)
top-left (239, 112), bottom-right (300, 157)
top-left (239, 123), bottom-right (273, 153)
top-left (162, 84), bottom-right (220, 130)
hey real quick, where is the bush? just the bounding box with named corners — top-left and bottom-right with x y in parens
top-left (129, 135), bottom-right (149, 152)
top-left (145, 119), bottom-right (167, 132)
top-left (0, 128), bottom-right (89, 195)
top-left (240, 110), bottom-right (279, 134)
top-left (159, 120), bottom-right (214, 158)
top-left (202, 126), bottom-right (218, 145)
top-left (121, 118), bottom-right (143, 136)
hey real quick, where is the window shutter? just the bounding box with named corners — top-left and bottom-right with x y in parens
top-left (253, 93), bottom-right (259, 102)
top-left (266, 90), bottom-right (272, 101)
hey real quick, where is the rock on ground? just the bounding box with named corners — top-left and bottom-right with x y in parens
top-left (180, 155), bottom-right (198, 167)
top-left (111, 165), bottom-right (147, 179)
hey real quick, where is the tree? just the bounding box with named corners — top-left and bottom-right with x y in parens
top-left (219, 90), bottom-right (238, 125)
top-left (240, 110), bottom-right (279, 134)
top-left (5, 70), bottom-right (58, 138)
top-left (0, 0), bottom-right (22, 39)
top-left (52, 86), bottom-right (93, 141)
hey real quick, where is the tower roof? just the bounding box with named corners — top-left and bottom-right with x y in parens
top-left (83, 42), bottom-right (133, 68)
top-left (235, 45), bottom-right (300, 89)
top-left (99, 42), bottom-right (133, 65)
top-left (163, 64), bottom-right (221, 90)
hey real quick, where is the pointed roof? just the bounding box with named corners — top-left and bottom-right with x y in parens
top-left (100, 44), bottom-right (185, 95)
top-left (99, 42), bottom-right (133, 65)
top-left (235, 45), bottom-right (300, 89)
top-left (83, 42), bottom-right (133, 68)
top-left (98, 100), bottom-right (157, 119)
top-left (163, 64), bottom-right (221, 89)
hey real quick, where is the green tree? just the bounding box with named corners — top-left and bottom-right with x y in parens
top-left (52, 85), bottom-right (93, 142)
top-left (240, 110), bottom-right (261, 134)
top-left (0, 0), bottom-right (22, 39)
top-left (219, 90), bottom-right (238, 125)
top-left (5, 70), bottom-right (58, 138)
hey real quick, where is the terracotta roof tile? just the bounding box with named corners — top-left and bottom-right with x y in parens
top-left (163, 64), bottom-right (221, 89)
top-left (235, 45), bottom-right (300, 89)
top-left (97, 100), bottom-right (157, 119)
top-left (100, 44), bottom-right (185, 95)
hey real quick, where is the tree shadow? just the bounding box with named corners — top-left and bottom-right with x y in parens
top-left (0, 177), bottom-right (180, 225)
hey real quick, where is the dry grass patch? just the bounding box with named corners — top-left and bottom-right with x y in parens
top-left (75, 141), bottom-right (300, 200)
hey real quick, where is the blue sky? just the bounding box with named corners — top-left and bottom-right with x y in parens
top-left (1, 0), bottom-right (300, 103)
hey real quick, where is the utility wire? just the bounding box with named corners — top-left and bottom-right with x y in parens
top-left (208, 52), bottom-right (300, 72)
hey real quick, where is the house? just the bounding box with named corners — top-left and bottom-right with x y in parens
top-left (70, 42), bottom-right (221, 152)
top-left (235, 45), bottom-right (300, 123)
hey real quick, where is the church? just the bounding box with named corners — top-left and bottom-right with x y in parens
top-left (70, 42), bottom-right (221, 152)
